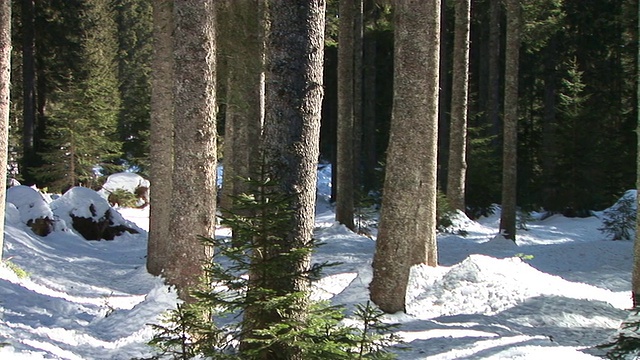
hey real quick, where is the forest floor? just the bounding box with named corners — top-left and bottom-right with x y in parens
top-left (0, 167), bottom-right (634, 359)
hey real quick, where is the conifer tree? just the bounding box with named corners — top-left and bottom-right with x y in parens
top-left (34, 0), bottom-right (122, 191)
top-left (370, 0), bottom-right (441, 314)
top-left (114, 0), bottom-right (152, 173)
top-left (0, 0), bottom-right (11, 259)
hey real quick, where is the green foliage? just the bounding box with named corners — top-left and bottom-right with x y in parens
top-left (114, 0), bottom-right (152, 174)
top-left (354, 190), bottom-right (379, 237)
top-left (599, 193), bottom-right (636, 241)
top-left (4, 260), bottom-right (29, 279)
top-left (598, 308), bottom-right (640, 359)
top-left (514, 253), bottom-right (534, 261)
top-left (436, 191), bottom-right (454, 232)
top-left (149, 174), bottom-right (404, 359)
top-left (465, 123), bottom-right (500, 219)
top-left (107, 188), bottom-right (139, 208)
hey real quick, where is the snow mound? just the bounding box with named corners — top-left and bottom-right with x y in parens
top-left (50, 187), bottom-right (142, 236)
top-left (6, 185), bottom-right (54, 224)
top-left (99, 172), bottom-right (149, 197)
top-left (406, 254), bottom-right (626, 319)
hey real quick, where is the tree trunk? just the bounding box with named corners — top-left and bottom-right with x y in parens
top-left (336, 0), bottom-right (356, 230)
top-left (632, 0), bottom-right (640, 308)
top-left (370, 0), bottom-right (440, 314)
top-left (22, 0), bottom-right (37, 184)
top-left (362, 0), bottom-right (377, 192)
top-left (0, 0), bottom-right (11, 260)
top-left (220, 0), bottom-right (265, 223)
top-left (147, 0), bottom-right (174, 277)
top-left (488, 0), bottom-right (501, 140)
top-left (166, 0), bottom-right (217, 299)
top-left (446, 0), bottom-right (471, 211)
top-left (499, 0), bottom-right (520, 241)
top-left (244, 0), bottom-right (325, 357)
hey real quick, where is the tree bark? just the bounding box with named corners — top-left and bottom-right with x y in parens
top-left (370, 0), bottom-right (440, 314)
top-left (336, 0), bottom-right (356, 230)
top-left (244, 1), bottom-right (325, 357)
top-left (166, 0), bottom-right (217, 299)
top-left (499, 0), bottom-right (520, 241)
top-left (0, 0), bottom-right (11, 259)
top-left (220, 0), bottom-right (265, 222)
top-left (446, 0), bottom-right (471, 211)
top-left (632, 0), bottom-right (640, 308)
top-left (147, 0), bottom-right (174, 277)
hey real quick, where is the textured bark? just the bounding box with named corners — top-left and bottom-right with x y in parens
top-left (244, 1), bottom-right (325, 358)
top-left (0, 0), bottom-right (10, 259)
top-left (166, 1), bottom-right (217, 299)
top-left (633, 1), bottom-right (640, 308)
top-left (370, 0), bottom-right (440, 314)
top-left (220, 0), bottom-right (265, 220)
top-left (499, 0), bottom-right (520, 241)
top-left (446, 0), bottom-right (471, 212)
top-left (147, 0), bottom-right (174, 277)
top-left (336, 0), bottom-right (356, 230)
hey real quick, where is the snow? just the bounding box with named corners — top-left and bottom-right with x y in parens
top-left (0, 169), bottom-right (635, 359)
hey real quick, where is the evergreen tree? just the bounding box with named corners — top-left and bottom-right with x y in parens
top-left (0, 0), bottom-right (11, 259)
top-left (499, 0), bottom-right (521, 241)
top-left (370, 0), bottom-right (440, 313)
top-left (114, 0), bottom-right (152, 174)
top-left (34, 0), bottom-right (122, 191)
top-left (146, 0), bottom-right (174, 277)
top-left (166, 0), bottom-right (217, 299)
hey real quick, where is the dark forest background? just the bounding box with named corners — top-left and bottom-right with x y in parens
top-left (8, 0), bottom-right (639, 216)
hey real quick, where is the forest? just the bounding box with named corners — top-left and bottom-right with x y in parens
top-left (5, 0), bottom-right (638, 214)
top-left (1, 0), bottom-right (640, 359)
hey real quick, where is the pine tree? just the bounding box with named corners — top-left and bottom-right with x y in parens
top-left (114, 0), bottom-right (152, 173)
top-left (370, 0), bottom-right (440, 313)
top-left (34, 0), bottom-right (122, 191)
top-left (0, 0), bottom-right (11, 259)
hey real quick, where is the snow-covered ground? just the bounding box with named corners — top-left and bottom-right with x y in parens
top-left (0, 168), bottom-right (634, 359)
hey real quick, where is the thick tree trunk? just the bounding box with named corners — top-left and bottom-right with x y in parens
top-left (244, 1), bottom-right (325, 358)
top-left (336, 0), bottom-right (355, 230)
top-left (147, 0), bottom-right (174, 277)
top-left (0, 0), bottom-right (11, 259)
top-left (499, 0), bottom-right (520, 241)
top-left (446, 0), bottom-right (471, 212)
top-left (370, 0), bottom-right (440, 314)
top-left (166, 0), bottom-right (217, 299)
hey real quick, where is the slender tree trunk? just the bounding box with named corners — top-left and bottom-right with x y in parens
top-left (166, 1), bottom-right (217, 299)
top-left (446, 0), bottom-right (471, 211)
top-left (488, 0), bottom-right (501, 140)
top-left (336, 0), bottom-right (356, 230)
top-left (22, 0), bottom-right (37, 183)
top-left (370, 0), bottom-right (440, 314)
top-left (0, 0), bottom-right (11, 259)
top-left (147, 0), bottom-right (174, 277)
top-left (362, 0), bottom-right (377, 192)
top-left (244, 1), bottom-right (325, 357)
top-left (437, 0), bottom-right (449, 190)
top-left (499, 0), bottom-right (520, 241)
top-left (541, 36), bottom-right (559, 212)
top-left (353, 0), bottom-right (363, 192)
top-left (632, 0), bottom-right (640, 308)
top-left (220, 0), bottom-right (265, 222)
